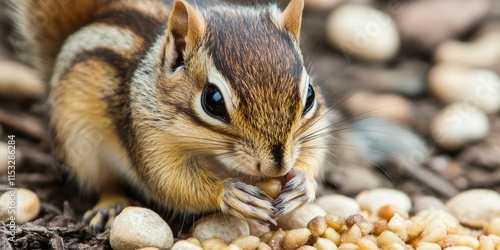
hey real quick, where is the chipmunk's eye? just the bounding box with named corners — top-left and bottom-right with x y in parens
top-left (303, 84), bottom-right (315, 114)
top-left (202, 85), bottom-right (228, 122)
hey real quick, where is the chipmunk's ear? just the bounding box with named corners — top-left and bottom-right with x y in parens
top-left (167, 0), bottom-right (205, 69)
top-left (281, 0), bottom-right (304, 40)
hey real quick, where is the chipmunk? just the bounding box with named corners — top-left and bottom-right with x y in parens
top-left (11, 0), bottom-right (331, 231)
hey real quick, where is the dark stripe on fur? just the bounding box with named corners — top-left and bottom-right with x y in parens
top-left (93, 8), bottom-right (167, 47)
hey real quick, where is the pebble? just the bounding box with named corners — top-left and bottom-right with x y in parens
top-left (435, 31), bottom-right (500, 68)
top-left (304, 0), bottom-right (342, 11)
top-left (277, 203), bottom-right (327, 230)
top-left (412, 196), bottom-right (448, 214)
top-left (0, 61), bottom-right (46, 100)
top-left (429, 63), bottom-right (500, 114)
top-left (248, 221), bottom-right (270, 237)
top-left (351, 61), bottom-right (429, 97)
top-left (345, 91), bottom-right (413, 124)
top-left (326, 4), bottom-right (400, 62)
top-left (330, 166), bottom-right (385, 195)
top-left (315, 194), bottom-right (360, 218)
top-left (431, 103), bottom-right (490, 150)
top-left (110, 206), bottom-right (173, 250)
top-left (355, 188), bottom-right (412, 215)
top-left (192, 213), bottom-right (249, 243)
top-left (446, 189), bottom-right (500, 228)
top-left (349, 117), bottom-right (430, 168)
top-left (393, 0), bottom-right (491, 50)
top-left (0, 188), bottom-right (41, 225)
top-left (171, 241), bottom-right (203, 250)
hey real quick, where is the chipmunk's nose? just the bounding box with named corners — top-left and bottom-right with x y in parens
top-left (259, 143), bottom-right (292, 177)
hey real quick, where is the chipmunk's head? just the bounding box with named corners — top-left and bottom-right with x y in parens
top-left (147, 0), bottom-right (328, 179)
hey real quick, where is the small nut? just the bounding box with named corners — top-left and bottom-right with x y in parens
top-left (325, 214), bottom-right (346, 231)
top-left (372, 220), bottom-right (387, 236)
top-left (314, 238), bottom-right (337, 250)
top-left (260, 232), bottom-right (274, 244)
top-left (478, 235), bottom-right (495, 250)
top-left (387, 213), bottom-right (409, 242)
top-left (308, 216), bottom-right (328, 237)
top-left (231, 236), bottom-right (260, 250)
top-left (377, 231), bottom-right (405, 248)
top-left (345, 214), bottom-right (367, 228)
top-left (439, 235), bottom-right (479, 249)
top-left (202, 238), bottom-right (226, 250)
top-left (185, 237), bottom-right (201, 246)
top-left (257, 242), bottom-right (272, 250)
top-left (412, 219), bottom-right (447, 247)
top-left (416, 242), bottom-right (441, 250)
top-left (255, 178), bottom-right (282, 200)
top-left (321, 227), bottom-right (341, 246)
top-left (356, 237), bottom-right (378, 250)
top-left (337, 243), bottom-right (360, 250)
top-left (283, 228), bottom-right (312, 250)
top-left (485, 217), bottom-right (500, 235)
top-left (221, 244), bottom-right (244, 250)
top-left (378, 204), bottom-right (409, 221)
top-left (341, 225), bottom-right (362, 244)
top-left (268, 229), bottom-right (285, 250)
top-left (171, 240), bottom-right (203, 250)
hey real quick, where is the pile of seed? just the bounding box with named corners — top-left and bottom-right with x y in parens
top-left (169, 207), bottom-right (500, 250)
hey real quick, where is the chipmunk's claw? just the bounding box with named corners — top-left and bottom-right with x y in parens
top-left (83, 193), bottom-right (129, 233)
top-left (273, 169), bottom-right (316, 220)
top-left (221, 179), bottom-right (277, 226)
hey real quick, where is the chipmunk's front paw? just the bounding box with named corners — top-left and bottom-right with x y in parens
top-left (221, 179), bottom-right (277, 226)
top-left (273, 168), bottom-right (316, 220)
top-left (82, 193), bottom-right (129, 233)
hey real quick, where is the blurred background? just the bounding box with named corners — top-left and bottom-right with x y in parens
top-left (0, 0), bottom-right (499, 247)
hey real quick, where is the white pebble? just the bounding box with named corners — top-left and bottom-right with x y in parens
top-left (446, 189), bottom-right (500, 228)
top-left (277, 203), bottom-right (326, 230)
top-left (0, 61), bottom-right (46, 100)
top-left (429, 63), bottom-right (500, 114)
top-left (412, 196), bottom-right (448, 214)
top-left (248, 221), bottom-right (270, 237)
top-left (345, 91), bottom-right (412, 124)
top-left (435, 31), bottom-right (500, 68)
top-left (0, 188), bottom-right (41, 225)
top-left (355, 188), bottom-right (412, 215)
top-left (315, 194), bottom-right (360, 218)
top-left (192, 213), bottom-right (249, 243)
top-left (431, 103), bottom-right (490, 150)
top-left (110, 206), bottom-right (173, 250)
top-left (326, 4), bottom-right (400, 62)
top-left (304, 0), bottom-right (342, 11)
